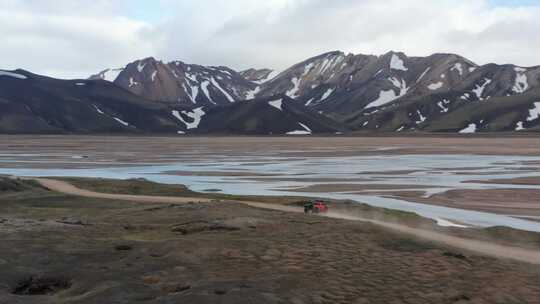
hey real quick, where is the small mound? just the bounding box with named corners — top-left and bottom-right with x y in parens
top-left (115, 245), bottom-right (133, 251)
top-left (0, 178), bottom-right (36, 192)
top-left (171, 220), bottom-right (240, 235)
top-left (12, 275), bottom-right (72, 295)
top-left (443, 251), bottom-right (468, 261)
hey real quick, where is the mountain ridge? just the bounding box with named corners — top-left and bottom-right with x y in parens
top-left (2, 49), bottom-right (540, 134)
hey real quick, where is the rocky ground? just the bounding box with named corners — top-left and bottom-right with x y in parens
top-left (1, 178), bottom-right (540, 303)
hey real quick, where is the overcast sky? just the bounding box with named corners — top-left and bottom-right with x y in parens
top-left (1, 0), bottom-right (539, 79)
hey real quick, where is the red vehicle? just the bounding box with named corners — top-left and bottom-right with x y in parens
top-left (304, 200), bottom-right (329, 214)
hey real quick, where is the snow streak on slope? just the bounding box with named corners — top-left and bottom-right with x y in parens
top-left (210, 77), bottom-right (235, 102)
top-left (183, 84), bottom-right (199, 104)
top-left (254, 70), bottom-right (280, 84)
top-left (200, 81), bottom-right (215, 104)
top-left (93, 105), bottom-right (105, 115)
top-left (113, 117), bottom-right (130, 127)
top-left (416, 67), bottom-right (431, 83)
top-left (320, 88), bottom-right (335, 102)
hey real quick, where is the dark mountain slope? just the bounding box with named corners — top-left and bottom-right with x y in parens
top-left (194, 95), bottom-right (348, 135)
top-left (0, 69), bottom-right (186, 134)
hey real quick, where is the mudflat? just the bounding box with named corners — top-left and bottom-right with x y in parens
top-left (2, 135), bottom-right (540, 162)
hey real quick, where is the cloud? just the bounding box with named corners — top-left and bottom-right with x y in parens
top-left (1, 0), bottom-right (540, 78)
top-left (0, 0), bottom-right (157, 78)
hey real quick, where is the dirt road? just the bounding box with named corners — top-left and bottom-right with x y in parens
top-left (35, 178), bottom-right (540, 265)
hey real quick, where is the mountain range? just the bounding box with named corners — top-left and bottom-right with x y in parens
top-left (2, 50), bottom-right (540, 134)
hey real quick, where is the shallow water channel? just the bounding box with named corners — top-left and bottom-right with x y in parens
top-left (2, 153), bottom-right (540, 232)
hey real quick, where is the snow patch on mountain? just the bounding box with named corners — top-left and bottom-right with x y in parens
top-left (472, 78), bottom-right (492, 100)
top-left (0, 70), bottom-right (27, 79)
top-left (459, 123), bottom-right (477, 133)
top-left (287, 122), bottom-right (312, 135)
top-left (268, 99), bottom-right (283, 111)
top-left (128, 77), bottom-right (138, 87)
top-left (151, 71), bottom-right (157, 82)
top-left (286, 77), bottom-right (301, 98)
top-left (415, 110), bottom-right (426, 124)
top-left (172, 107), bottom-right (205, 129)
top-left (390, 54), bottom-right (408, 71)
top-left (365, 77), bottom-right (408, 108)
top-left (286, 130), bottom-right (311, 135)
top-left (438, 100), bottom-right (449, 113)
top-left (527, 102), bottom-right (540, 121)
top-left (515, 121), bottom-right (525, 131)
top-left (512, 67), bottom-right (529, 94)
top-left (428, 82), bottom-right (444, 90)
top-left (451, 63), bottom-right (463, 75)
top-left (137, 62), bottom-right (147, 73)
top-left (299, 122), bottom-right (312, 132)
